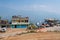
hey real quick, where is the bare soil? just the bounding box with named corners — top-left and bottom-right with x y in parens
top-left (0, 28), bottom-right (60, 40)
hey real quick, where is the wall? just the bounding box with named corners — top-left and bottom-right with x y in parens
top-left (11, 25), bottom-right (28, 28)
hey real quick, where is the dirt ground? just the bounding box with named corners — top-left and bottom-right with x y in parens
top-left (0, 28), bottom-right (26, 34)
top-left (2, 32), bottom-right (60, 40)
top-left (0, 28), bottom-right (60, 40)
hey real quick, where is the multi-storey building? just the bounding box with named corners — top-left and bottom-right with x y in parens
top-left (11, 15), bottom-right (29, 28)
top-left (0, 19), bottom-right (9, 28)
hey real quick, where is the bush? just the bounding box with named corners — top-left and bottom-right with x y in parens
top-left (27, 24), bottom-right (37, 30)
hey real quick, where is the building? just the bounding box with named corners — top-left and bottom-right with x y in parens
top-left (0, 19), bottom-right (10, 28)
top-left (11, 15), bottom-right (29, 28)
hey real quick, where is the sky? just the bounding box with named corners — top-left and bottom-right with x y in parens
top-left (0, 0), bottom-right (60, 23)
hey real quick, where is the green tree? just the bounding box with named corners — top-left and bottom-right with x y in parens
top-left (0, 16), bottom-right (1, 19)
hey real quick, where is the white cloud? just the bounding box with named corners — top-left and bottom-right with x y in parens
top-left (19, 5), bottom-right (60, 13)
top-left (40, 5), bottom-right (47, 8)
top-left (5, 4), bottom-right (60, 13)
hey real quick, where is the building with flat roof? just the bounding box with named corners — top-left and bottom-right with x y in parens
top-left (0, 19), bottom-right (10, 28)
top-left (11, 15), bottom-right (29, 28)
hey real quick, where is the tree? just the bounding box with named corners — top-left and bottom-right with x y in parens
top-left (0, 16), bottom-right (1, 19)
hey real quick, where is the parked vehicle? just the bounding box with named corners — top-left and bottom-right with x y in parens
top-left (0, 26), bottom-right (7, 32)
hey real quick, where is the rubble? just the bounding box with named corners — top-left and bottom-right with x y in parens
top-left (37, 26), bottom-right (60, 32)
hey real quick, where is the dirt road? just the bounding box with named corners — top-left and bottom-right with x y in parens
top-left (2, 32), bottom-right (60, 40)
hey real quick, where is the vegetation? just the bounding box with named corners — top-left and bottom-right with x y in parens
top-left (27, 23), bottom-right (38, 30)
top-left (0, 16), bottom-right (1, 19)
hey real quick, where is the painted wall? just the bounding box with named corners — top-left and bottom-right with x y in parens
top-left (11, 25), bottom-right (28, 28)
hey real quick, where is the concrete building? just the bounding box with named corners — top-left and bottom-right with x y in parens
top-left (11, 15), bottom-right (29, 28)
top-left (0, 19), bottom-right (10, 28)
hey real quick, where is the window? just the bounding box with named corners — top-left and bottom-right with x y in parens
top-left (21, 20), bottom-right (24, 22)
top-left (25, 20), bottom-right (28, 22)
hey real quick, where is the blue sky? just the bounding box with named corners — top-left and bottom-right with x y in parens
top-left (0, 0), bottom-right (60, 23)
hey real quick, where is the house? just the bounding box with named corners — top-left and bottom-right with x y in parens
top-left (0, 19), bottom-right (10, 28)
top-left (11, 15), bottom-right (29, 28)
